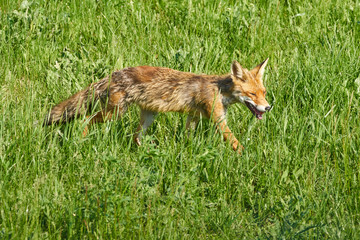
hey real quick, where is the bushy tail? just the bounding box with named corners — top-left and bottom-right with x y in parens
top-left (44, 77), bottom-right (110, 125)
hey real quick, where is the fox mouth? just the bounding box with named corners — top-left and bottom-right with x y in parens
top-left (245, 101), bottom-right (265, 120)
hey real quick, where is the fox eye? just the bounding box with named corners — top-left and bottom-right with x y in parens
top-left (250, 93), bottom-right (256, 96)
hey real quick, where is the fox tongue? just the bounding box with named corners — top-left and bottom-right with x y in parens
top-left (254, 109), bottom-right (264, 120)
top-left (245, 101), bottom-right (265, 120)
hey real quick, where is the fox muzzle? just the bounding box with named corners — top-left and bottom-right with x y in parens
top-left (265, 105), bottom-right (272, 112)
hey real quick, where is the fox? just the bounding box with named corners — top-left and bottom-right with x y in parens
top-left (44, 59), bottom-right (271, 153)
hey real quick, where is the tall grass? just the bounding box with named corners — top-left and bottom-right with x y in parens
top-left (0, 0), bottom-right (359, 238)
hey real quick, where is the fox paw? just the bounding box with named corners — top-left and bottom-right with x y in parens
top-left (134, 137), bottom-right (141, 146)
top-left (232, 143), bottom-right (244, 154)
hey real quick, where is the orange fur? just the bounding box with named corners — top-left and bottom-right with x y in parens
top-left (44, 59), bottom-right (271, 153)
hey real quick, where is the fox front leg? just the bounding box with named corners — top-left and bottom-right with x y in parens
top-left (216, 118), bottom-right (244, 153)
top-left (185, 112), bottom-right (201, 137)
top-left (186, 115), bottom-right (199, 130)
top-left (208, 102), bottom-right (244, 154)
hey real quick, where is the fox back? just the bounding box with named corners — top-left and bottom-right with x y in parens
top-left (44, 59), bottom-right (271, 153)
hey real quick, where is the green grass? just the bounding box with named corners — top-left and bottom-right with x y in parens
top-left (1, 0), bottom-right (359, 238)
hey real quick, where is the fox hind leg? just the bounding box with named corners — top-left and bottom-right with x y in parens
top-left (82, 106), bottom-right (116, 137)
top-left (133, 109), bottom-right (157, 146)
top-left (83, 90), bottom-right (128, 136)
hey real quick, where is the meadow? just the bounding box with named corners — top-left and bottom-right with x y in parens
top-left (0, 0), bottom-right (359, 238)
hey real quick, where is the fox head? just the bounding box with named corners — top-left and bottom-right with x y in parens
top-left (230, 59), bottom-right (271, 119)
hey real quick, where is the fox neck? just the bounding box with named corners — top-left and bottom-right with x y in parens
top-left (213, 74), bottom-right (233, 92)
top-left (214, 75), bottom-right (239, 107)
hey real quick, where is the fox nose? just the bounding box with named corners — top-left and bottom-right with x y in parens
top-left (265, 105), bottom-right (272, 112)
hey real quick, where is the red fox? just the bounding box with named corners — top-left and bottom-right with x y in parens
top-left (44, 59), bottom-right (271, 153)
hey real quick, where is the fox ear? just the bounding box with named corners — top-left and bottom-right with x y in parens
top-left (231, 60), bottom-right (245, 80)
top-left (251, 58), bottom-right (269, 79)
